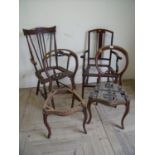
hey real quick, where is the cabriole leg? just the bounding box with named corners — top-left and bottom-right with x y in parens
top-left (121, 101), bottom-right (130, 129)
top-left (83, 107), bottom-right (87, 134)
top-left (87, 100), bottom-right (92, 124)
top-left (43, 113), bottom-right (51, 138)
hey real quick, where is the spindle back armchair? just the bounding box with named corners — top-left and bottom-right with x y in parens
top-left (23, 26), bottom-right (78, 99)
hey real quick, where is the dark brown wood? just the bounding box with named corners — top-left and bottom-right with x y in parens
top-left (81, 28), bottom-right (114, 98)
top-left (36, 80), bottom-right (40, 95)
top-left (87, 99), bottom-right (92, 124)
top-left (43, 113), bottom-right (51, 138)
top-left (23, 27), bottom-right (78, 99)
top-left (82, 107), bottom-right (87, 134)
top-left (87, 82), bottom-right (130, 129)
top-left (42, 88), bottom-right (87, 138)
top-left (81, 44), bottom-right (128, 98)
top-left (121, 100), bottom-right (130, 129)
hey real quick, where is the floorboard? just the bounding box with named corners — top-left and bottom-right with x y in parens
top-left (19, 80), bottom-right (135, 155)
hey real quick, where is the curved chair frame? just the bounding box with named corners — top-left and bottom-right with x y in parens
top-left (95, 45), bottom-right (129, 85)
top-left (23, 27), bottom-right (78, 99)
top-left (43, 88), bottom-right (87, 138)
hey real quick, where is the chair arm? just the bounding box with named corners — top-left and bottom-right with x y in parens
top-left (80, 50), bottom-right (88, 73)
top-left (80, 50), bottom-right (88, 59)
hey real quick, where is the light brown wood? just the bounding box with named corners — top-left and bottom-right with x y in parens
top-left (19, 80), bottom-right (135, 155)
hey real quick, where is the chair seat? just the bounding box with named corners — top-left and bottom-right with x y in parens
top-left (36, 66), bottom-right (74, 84)
top-left (83, 64), bottom-right (117, 77)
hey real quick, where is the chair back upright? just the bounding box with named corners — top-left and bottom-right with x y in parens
top-left (23, 26), bottom-right (57, 73)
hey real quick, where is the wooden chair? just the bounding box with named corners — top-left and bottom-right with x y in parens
top-left (23, 26), bottom-right (78, 99)
top-left (43, 87), bottom-right (87, 138)
top-left (81, 28), bottom-right (114, 98)
top-left (95, 45), bottom-right (129, 86)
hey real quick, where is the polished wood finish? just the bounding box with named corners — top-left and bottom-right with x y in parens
top-left (81, 28), bottom-right (114, 98)
top-left (23, 27), bottom-right (78, 99)
top-left (95, 45), bottom-right (129, 85)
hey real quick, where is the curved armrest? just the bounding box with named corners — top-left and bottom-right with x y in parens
top-left (96, 45), bottom-right (129, 77)
top-left (43, 49), bottom-right (78, 79)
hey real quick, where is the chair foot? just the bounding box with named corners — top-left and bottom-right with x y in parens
top-left (121, 102), bottom-right (130, 129)
top-left (43, 113), bottom-right (51, 138)
top-left (83, 107), bottom-right (87, 134)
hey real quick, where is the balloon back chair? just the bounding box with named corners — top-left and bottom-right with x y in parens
top-left (81, 28), bottom-right (114, 98)
top-left (23, 26), bottom-right (78, 99)
top-left (95, 45), bottom-right (129, 86)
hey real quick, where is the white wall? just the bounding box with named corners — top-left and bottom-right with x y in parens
top-left (19, 0), bottom-right (135, 88)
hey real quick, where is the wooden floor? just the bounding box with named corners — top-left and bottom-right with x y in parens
top-left (19, 80), bottom-right (135, 155)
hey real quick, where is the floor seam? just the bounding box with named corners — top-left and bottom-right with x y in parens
top-left (95, 105), bottom-right (116, 155)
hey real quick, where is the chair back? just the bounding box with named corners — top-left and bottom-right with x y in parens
top-left (95, 45), bottom-right (129, 83)
top-left (23, 26), bottom-right (57, 72)
top-left (87, 29), bottom-right (113, 65)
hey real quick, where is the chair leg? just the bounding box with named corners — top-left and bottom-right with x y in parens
top-left (51, 98), bottom-right (55, 109)
top-left (87, 100), bottom-right (92, 124)
top-left (86, 75), bottom-right (89, 84)
top-left (71, 76), bottom-right (76, 89)
top-left (97, 76), bottom-right (101, 83)
top-left (36, 80), bottom-right (40, 95)
top-left (121, 101), bottom-right (130, 129)
top-left (71, 94), bottom-right (75, 108)
top-left (43, 84), bottom-right (47, 99)
top-left (56, 80), bottom-right (60, 87)
top-left (83, 107), bottom-right (87, 134)
top-left (82, 75), bottom-right (85, 98)
top-left (43, 113), bottom-right (51, 138)
top-left (119, 75), bottom-right (122, 85)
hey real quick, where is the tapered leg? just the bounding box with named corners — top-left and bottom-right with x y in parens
top-left (71, 77), bottom-right (76, 89)
top-left (71, 95), bottom-right (75, 108)
top-left (43, 84), bottom-right (47, 99)
top-left (119, 75), bottom-right (122, 85)
top-left (36, 80), bottom-right (40, 95)
top-left (86, 75), bottom-right (89, 84)
top-left (82, 75), bottom-right (85, 98)
top-left (87, 100), bottom-right (92, 124)
top-left (51, 98), bottom-right (55, 109)
top-left (96, 77), bottom-right (100, 106)
top-left (121, 101), bottom-right (130, 129)
top-left (43, 113), bottom-right (51, 138)
top-left (83, 107), bottom-right (87, 134)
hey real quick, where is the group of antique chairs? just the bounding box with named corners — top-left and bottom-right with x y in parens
top-left (23, 26), bottom-right (129, 138)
